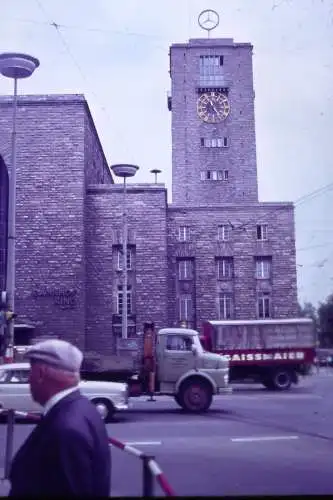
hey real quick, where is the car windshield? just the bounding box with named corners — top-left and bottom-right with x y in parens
top-left (0, 370), bottom-right (6, 382)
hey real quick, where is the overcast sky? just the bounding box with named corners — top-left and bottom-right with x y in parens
top-left (1, 0), bottom-right (332, 308)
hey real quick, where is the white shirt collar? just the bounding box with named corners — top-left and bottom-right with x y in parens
top-left (43, 386), bottom-right (78, 416)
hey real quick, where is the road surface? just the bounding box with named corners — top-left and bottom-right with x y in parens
top-left (0, 370), bottom-right (332, 496)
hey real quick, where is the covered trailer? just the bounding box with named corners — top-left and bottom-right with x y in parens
top-left (200, 318), bottom-right (315, 390)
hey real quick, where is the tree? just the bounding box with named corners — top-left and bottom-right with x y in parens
top-left (318, 293), bottom-right (333, 347)
top-left (298, 301), bottom-right (320, 346)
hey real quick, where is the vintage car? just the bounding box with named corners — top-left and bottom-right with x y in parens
top-left (0, 362), bottom-right (128, 421)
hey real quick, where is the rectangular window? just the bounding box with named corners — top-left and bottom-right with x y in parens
top-left (178, 259), bottom-right (193, 280)
top-left (117, 249), bottom-right (132, 270)
top-left (217, 224), bottom-right (231, 241)
top-left (117, 286), bottom-right (132, 315)
top-left (216, 170), bottom-right (229, 181)
top-left (179, 294), bottom-right (192, 321)
top-left (255, 257), bottom-right (272, 279)
top-left (257, 292), bottom-right (271, 319)
top-left (218, 293), bottom-right (233, 319)
top-left (202, 170), bottom-right (228, 181)
top-left (199, 55), bottom-right (224, 67)
top-left (200, 137), bottom-right (229, 148)
top-left (257, 224), bottom-right (268, 241)
top-left (178, 226), bottom-right (190, 242)
top-left (217, 257), bottom-right (233, 279)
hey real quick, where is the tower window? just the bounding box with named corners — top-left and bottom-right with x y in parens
top-left (200, 137), bottom-right (229, 148)
top-left (199, 55), bottom-right (224, 67)
top-left (200, 170), bottom-right (229, 181)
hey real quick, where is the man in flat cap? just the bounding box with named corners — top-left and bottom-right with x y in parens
top-left (9, 339), bottom-right (111, 496)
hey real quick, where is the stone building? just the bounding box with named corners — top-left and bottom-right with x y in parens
top-left (0, 35), bottom-right (298, 354)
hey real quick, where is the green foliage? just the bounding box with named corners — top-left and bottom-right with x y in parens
top-left (299, 294), bottom-right (333, 347)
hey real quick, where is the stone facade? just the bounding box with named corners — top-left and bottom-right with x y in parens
top-left (170, 38), bottom-right (258, 206)
top-left (0, 35), bottom-right (299, 354)
top-left (0, 95), bottom-right (112, 349)
top-left (85, 184), bottom-right (168, 353)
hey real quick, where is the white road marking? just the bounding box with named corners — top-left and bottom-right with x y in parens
top-left (125, 441), bottom-right (162, 446)
top-left (132, 394), bottom-right (322, 403)
top-left (231, 435), bottom-right (299, 443)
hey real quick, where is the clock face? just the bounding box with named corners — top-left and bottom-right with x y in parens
top-left (197, 92), bottom-right (230, 123)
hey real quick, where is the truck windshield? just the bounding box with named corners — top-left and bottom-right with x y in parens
top-left (192, 334), bottom-right (204, 354)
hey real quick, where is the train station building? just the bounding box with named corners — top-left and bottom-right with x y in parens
top-left (0, 35), bottom-right (298, 354)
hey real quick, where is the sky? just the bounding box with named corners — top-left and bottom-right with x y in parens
top-left (0, 0), bottom-right (332, 308)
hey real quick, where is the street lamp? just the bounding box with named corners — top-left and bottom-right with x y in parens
top-left (111, 164), bottom-right (139, 339)
top-left (150, 169), bottom-right (161, 184)
top-left (0, 53), bottom-right (40, 361)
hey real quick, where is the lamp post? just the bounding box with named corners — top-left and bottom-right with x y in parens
top-left (150, 169), bottom-right (161, 184)
top-left (0, 53), bottom-right (40, 361)
top-left (111, 164), bottom-right (139, 339)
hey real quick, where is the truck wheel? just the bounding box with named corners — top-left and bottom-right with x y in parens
top-left (177, 379), bottom-right (213, 413)
top-left (91, 398), bottom-right (114, 422)
top-left (272, 369), bottom-right (292, 391)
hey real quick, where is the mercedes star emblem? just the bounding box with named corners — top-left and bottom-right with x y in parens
top-left (198, 9), bottom-right (220, 36)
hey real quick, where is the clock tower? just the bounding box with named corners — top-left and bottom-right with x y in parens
top-left (168, 35), bottom-right (259, 206)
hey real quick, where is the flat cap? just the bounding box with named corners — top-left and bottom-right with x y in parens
top-left (24, 339), bottom-right (83, 373)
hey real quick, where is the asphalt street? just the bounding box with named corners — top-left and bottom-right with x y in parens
top-left (0, 369), bottom-right (332, 496)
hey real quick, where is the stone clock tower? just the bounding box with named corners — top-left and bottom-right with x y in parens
top-left (168, 36), bottom-right (259, 206)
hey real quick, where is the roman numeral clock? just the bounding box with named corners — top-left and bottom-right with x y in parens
top-left (197, 91), bottom-right (230, 123)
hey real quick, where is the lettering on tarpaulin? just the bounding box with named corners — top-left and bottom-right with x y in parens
top-left (221, 351), bottom-right (306, 363)
top-left (32, 286), bottom-right (78, 310)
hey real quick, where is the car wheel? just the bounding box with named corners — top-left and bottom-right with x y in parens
top-left (177, 379), bottom-right (213, 413)
top-left (91, 398), bottom-right (114, 422)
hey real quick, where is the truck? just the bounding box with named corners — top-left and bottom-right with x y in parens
top-left (81, 327), bottom-right (231, 414)
top-left (200, 318), bottom-right (315, 391)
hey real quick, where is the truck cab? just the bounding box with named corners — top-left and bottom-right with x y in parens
top-left (152, 328), bottom-right (230, 412)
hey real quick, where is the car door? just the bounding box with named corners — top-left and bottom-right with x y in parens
top-left (159, 334), bottom-right (194, 383)
top-left (0, 368), bottom-right (40, 412)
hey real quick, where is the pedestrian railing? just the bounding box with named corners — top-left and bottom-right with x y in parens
top-left (108, 436), bottom-right (174, 496)
top-left (0, 408), bottom-right (175, 497)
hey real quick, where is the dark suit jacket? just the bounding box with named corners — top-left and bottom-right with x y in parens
top-left (9, 390), bottom-right (111, 496)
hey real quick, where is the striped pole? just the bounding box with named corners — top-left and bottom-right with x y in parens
top-left (148, 459), bottom-right (175, 497)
